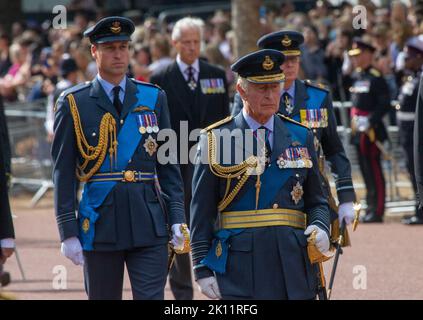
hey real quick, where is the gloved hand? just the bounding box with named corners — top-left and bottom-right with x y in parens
top-left (356, 116), bottom-right (370, 132)
top-left (338, 202), bottom-right (355, 225)
top-left (197, 276), bottom-right (222, 299)
top-left (304, 225), bottom-right (330, 253)
top-left (171, 223), bottom-right (189, 251)
top-left (61, 237), bottom-right (84, 266)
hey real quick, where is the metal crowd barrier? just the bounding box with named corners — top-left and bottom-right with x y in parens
top-left (4, 98), bottom-right (53, 207)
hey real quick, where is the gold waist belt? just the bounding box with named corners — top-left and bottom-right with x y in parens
top-left (221, 208), bottom-right (306, 230)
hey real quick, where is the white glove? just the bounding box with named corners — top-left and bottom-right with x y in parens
top-left (338, 202), bottom-right (355, 225)
top-left (171, 224), bottom-right (189, 251)
top-left (304, 225), bottom-right (330, 253)
top-left (356, 116), bottom-right (369, 132)
top-left (61, 237), bottom-right (84, 266)
top-left (197, 276), bottom-right (222, 299)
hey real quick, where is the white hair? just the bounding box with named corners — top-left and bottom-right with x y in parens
top-left (237, 76), bottom-right (249, 91)
top-left (171, 17), bottom-right (204, 41)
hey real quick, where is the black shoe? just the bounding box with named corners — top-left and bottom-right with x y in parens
top-left (360, 213), bottom-right (383, 223)
top-left (402, 215), bottom-right (423, 225)
top-left (0, 272), bottom-right (11, 287)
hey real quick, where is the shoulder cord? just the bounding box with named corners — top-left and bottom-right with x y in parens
top-left (67, 94), bottom-right (118, 182)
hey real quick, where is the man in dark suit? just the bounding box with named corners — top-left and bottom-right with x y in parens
top-left (52, 16), bottom-right (187, 300)
top-left (0, 129), bottom-right (15, 266)
top-left (191, 49), bottom-right (331, 299)
top-left (150, 17), bottom-right (229, 300)
top-left (0, 94), bottom-right (14, 286)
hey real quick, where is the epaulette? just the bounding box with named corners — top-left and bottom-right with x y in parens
top-left (369, 68), bottom-right (381, 77)
top-left (277, 113), bottom-right (309, 129)
top-left (131, 78), bottom-right (162, 91)
top-left (200, 116), bottom-right (234, 133)
top-left (54, 81), bottom-right (91, 112)
top-left (304, 79), bottom-right (329, 92)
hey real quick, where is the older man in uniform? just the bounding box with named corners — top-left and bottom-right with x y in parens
top-left (232, 30), bottom-right (356, 244)
top-left (51, 16), bottom-right (188, 300)
top-left (398, 38), bottom-right (423, 225)
top-left (348, 37), bottom-right (391, 223)
top-left (191, 49), bottom-right (331, 299)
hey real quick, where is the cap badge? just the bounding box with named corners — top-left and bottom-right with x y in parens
top-left (110, 21), bottom-right (121, 34)
top-left (282, 35), bottom-right (292, 47)
top-left (262, 55), bottom-right (274, 71)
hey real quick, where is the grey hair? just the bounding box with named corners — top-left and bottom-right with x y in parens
top-left (237, 76), bottom-right (249, 91)
top-left (171, 17), bottom-right (204, 41)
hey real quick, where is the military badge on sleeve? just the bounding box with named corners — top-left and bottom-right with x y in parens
top-left (291, 181), bottom-right (304, 204)
top-left (144, 135), bottom-right (158, 156)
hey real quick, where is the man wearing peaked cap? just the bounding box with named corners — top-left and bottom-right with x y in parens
top-left (401, 37), bottom-right (423, 225)
top-left (51, 16), bottom-right (187, 300)
top-left (83, 16), bottom-right (135, 44)
top-left (232, 30), bottom-right (357, 247)
top-left (190, 49), bottom-right (331, 299)
top-left (349, 36), bottom-right (390, 223)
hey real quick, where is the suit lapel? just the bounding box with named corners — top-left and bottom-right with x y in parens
top-left (291, 79), bottom-right (309, 118)
top-left (270, 115), bottom-right (292, 163)
top-left (234, 112), bottom-right (257, 158)
top-left (169, 62), bottom-right (194, 121)
top-left (90, 78), bottom-right (119, 119)
top-left (121, 77), bottom-right (138, 119)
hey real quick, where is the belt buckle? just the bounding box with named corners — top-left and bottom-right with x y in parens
top-left (123, 170), bottom-right (137, 182)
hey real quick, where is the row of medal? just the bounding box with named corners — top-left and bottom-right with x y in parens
top-left (200, 78), bottom-right (226, 95)
top-left (300, 108), bottom-right (329, 128)
top-left (136, 112), bottom-right (159, 134)
top-left (277, 146), bottom-right (313, 169)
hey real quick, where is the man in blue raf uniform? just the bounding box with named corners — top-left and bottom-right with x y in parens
top-left (349, 37), bottom-right (391, 223)
top-left (51, 16), bottom-right (188, 300)
top-left (232, 30), bottom-right (356, 245)
top-left (401, 38), bottom-right (423, 225)
top-left (191, 49), bottom-right (331, 299)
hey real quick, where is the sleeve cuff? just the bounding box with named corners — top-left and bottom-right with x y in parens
top-left (58, 219), bottom-right (79, 242)
top-left (193, 265), bottom-right (214, 281)
top-left (0, 238), bottom-right (15, 248)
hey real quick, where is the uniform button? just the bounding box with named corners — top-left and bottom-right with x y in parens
top-left (92, 132), bottom-right (96, 137)
top-left (128, 159), bottom-right (132, 163)
top-left (120, 119), bottom-right (124, 125)
top-left (296, 173), bottom-right (300, 178)
top-left (313, 129), bottom-right (317, 133)
top-left (273, 203), bottom-right (279, 209)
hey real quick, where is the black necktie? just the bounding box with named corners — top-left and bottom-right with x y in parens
top-left (186, 66), bottom-right (197, 90)
top-left (282, 92), bottom-right (293, 114)
top-left (113, 86), bottom-right (122, 116)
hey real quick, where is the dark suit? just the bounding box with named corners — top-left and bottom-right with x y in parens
top-left (0, 95), bottom-right (11, 176)
top-left (52, 77), bottom-right (185, 299)
top-left (414, 73), bottom-right (423, 210)
top-left (150, 59), bottom-right (229, 299)
top-left (0, 140), bottom-right (14, 243)
top-left (190, 113), bottom-right (330, 299)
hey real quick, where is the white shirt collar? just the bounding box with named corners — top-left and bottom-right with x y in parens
top-left (97, 74), bottom-right (126, 100)
top-left (242, 108), bottom-right (274, 132)
top-left (176, 54), bottom-right (199, 76)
